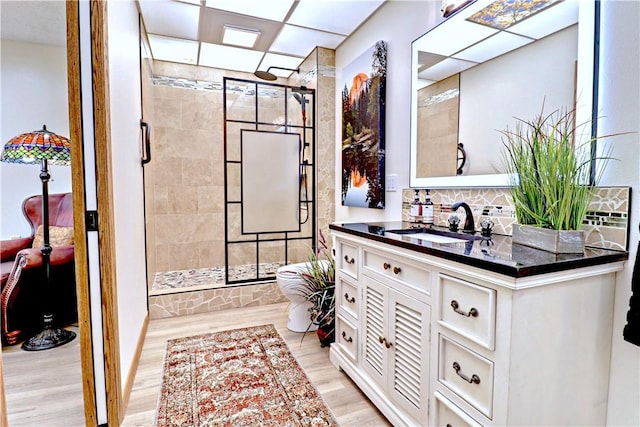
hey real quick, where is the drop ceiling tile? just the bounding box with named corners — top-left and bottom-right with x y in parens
top-left (199, 43), bottom-right (265, 72)
top-left (287, 0), bottom-right (385, 35)
top-left (205, 0), bottom-right (296, 22)
top-left (270, 25), bottom-right (346, 57)
top-left (148, 34), bottom-right (200, 65)
top-left (139, 0), bottom-right (200, 40)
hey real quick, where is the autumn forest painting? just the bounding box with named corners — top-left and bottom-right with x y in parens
top-left (341, 40), bottom-right (387, 209)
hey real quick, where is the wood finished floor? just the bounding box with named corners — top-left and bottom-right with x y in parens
top-left (122, 302), bottom-right (390, 426)
top-left (2, 303), bottom-right (390, 426)
top-left (3, 325), bottom-right (85, 427)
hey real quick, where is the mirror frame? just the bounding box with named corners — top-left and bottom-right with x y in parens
top-left (409, 0), bottom-right (599, 188)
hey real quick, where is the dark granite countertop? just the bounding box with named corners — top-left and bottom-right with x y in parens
top-left (329, 221), bottom-right (628, 278)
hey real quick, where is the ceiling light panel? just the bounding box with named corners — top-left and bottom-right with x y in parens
top-left (205, 0), bottom-right (296, 22)
top-left (148, 34), bottom-right (200, 64)
top-left (270, 24), bottom-right (346, 57)
top-left (287, 0), bottom-right (385, 35)
top-left (199, 43), bottom-right (264, 72)
top-left (139, 0), bottom-right (200, 40)
top-left (418, 57), bottom-right (477, 82)
top-left (287, 0), bottom-right (384, 35)
top-left (223, 25), bottom-right (260, 47)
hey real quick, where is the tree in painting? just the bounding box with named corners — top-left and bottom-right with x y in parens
top-left (341, 40), bottom-right (387, 209)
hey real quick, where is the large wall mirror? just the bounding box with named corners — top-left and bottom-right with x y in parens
top-left (410, 0), bottom-right (598, 188)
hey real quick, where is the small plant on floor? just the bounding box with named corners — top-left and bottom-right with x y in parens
top-left (298, 229), bottom-right (336, 347)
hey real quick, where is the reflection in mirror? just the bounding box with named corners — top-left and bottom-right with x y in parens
top-left (410, 0), bottom-right (597, 188)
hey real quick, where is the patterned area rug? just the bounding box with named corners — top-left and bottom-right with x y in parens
top-left (156, 324), bottom-right (337, 426)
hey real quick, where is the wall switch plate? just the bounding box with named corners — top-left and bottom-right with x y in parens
top-left (386, 174), bottom-right (398, 192)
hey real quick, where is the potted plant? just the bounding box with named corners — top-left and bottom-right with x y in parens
top-left (298, 230), bottom-right (336, 347)
top-left (499, 104), bottom-right (614, 253)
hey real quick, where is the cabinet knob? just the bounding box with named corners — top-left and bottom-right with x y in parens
top-left (343, 255), bottom-right (355, 264)
top-left (383, 262), bottom-right (391, 270)
top-left (341, 331), bottom-right (353, 343)
top-left (451, 300), bottom-right (478, 317)
top-left (393, 266), bottom-right (401, 275)
top-left (344, 293), bottom-right (356, 303)
top-left (452, 361), bottom-right (481, 384)
top-left (378, 335), bottom-right (393, 348)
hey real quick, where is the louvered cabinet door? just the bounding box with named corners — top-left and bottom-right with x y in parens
top-left (362, 276), bottom-right (389, 388)
top-left (388, 290), bottom-right (431, 423)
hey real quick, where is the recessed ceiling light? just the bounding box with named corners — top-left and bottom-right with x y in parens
top-left (222, 25), bottom-right (260, 48)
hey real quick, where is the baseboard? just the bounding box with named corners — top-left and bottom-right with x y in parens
top-left (119, 312), bottom-right (149, 422)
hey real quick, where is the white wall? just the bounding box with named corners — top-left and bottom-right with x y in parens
top-left (335, 1), bottom-right (434, 222)
top-left (0, 40), bottom-right (72, 239)
top-left (107, 0), bottom-right (148, 390)
top-left (600, 1), bottom-right (640, 425)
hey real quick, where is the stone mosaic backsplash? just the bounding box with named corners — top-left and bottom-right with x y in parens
top-left (402, 186), bottom-right (630, 251)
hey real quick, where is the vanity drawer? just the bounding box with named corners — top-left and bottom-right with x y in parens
top-left (337, 278), bottom-right (359, 320)
top-left (363, 249), bottom-right (431, 295)
top-left (439, 334), bottom-right (494, 419)
top-left (336, 315), bottom-right (358, 362)
top-left (434, 392), bottom-right (482, 427)
top-left (338, 240), bottom-right (359, 279)
top-left (438, 274), bottom-right (496, 350)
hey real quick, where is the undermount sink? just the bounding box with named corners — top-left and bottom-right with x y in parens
top-left (386, 227), bottom-right (483, 244)
top-left (398, 232), bottom-right (467, 244)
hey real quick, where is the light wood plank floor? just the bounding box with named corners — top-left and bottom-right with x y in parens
top-left (3, 325), bottom-right (85, 427)
top-left (123, 302), bottom-right (391, 426)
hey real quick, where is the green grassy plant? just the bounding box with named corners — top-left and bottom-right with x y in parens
top-left (500, 106), bottom-right (613, 231)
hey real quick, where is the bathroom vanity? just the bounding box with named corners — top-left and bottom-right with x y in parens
top-left (329, 222), bottom-right (627, 427)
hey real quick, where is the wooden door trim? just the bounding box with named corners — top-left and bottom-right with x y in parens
top-left (66, 1), bottom-right (98, 424)
top-left (89, 0), bottom-right (123, 423)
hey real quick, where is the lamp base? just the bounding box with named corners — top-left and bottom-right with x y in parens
top-left (21, 314), bottom-right (76, 351)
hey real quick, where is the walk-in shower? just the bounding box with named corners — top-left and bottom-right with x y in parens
top-left (222, 77), bottom-right (316, 285)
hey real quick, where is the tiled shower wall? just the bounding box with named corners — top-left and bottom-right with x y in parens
top-left (144, 49), bottom-right (336, 318)
top-left (402, 186), bottom-right (630, 251)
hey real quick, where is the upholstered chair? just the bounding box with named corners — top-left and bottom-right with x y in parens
top-left (0, 193), bottom-right (77, 345)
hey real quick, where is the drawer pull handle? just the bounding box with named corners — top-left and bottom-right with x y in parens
top-left (341, 331), bottom-right (353, 343)
top-left (451, 300), bottom-right (478, 317)
top-left (378, 335), bottom-right (393, 348)
top-left (344, 293), bottom-right (356, 303)
top-left (343, 255), bottom-right (355, 264)
top-left (452, 361), bottom-right (481, 384)
top-left (393, 266), bottom-right (401, 275)
top-left (383, 262), bottom-right (391, 270)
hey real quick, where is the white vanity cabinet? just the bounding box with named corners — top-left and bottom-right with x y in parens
top-left (329, 229), bottom-right (624, 427)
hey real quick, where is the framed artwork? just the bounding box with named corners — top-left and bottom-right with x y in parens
top-left (341, 40), bottom-right (387, 209)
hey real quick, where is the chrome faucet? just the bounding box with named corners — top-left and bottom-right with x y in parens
top-left (451, 201), bottom-right (475, 233)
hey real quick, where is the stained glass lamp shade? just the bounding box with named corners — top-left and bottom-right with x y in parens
top-left (1, 125), bottom-right (75, 351)
top-left (1, 125), bottom-right (71, 165)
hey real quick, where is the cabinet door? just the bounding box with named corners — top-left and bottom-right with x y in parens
top-left (389, 289), bottom-right (430, 423)
top-left (363, 276), bottom-right (389, 387)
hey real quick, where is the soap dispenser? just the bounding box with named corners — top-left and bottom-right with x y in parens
top-left (422, 189), bottom-right (434, 225)
top-left (410, 189), bottom-right (422, 223)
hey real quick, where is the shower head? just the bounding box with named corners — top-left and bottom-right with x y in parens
top-left (292, 93), bottom-right (309, 106)
top-left (253, 66), bottom-right (300, 81)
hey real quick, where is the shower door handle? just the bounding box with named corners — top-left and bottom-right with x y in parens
top-left (141, 120), bottom-right (151, 165)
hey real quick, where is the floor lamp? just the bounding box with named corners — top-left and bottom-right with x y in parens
top-left (1, 125), bottom-right (76, 351)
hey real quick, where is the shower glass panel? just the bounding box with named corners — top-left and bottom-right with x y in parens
top-left (224, 77), bottom-right (316, 285)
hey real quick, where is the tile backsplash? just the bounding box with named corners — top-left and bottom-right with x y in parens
top-left (402, 187), bottom-right (630, 251)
